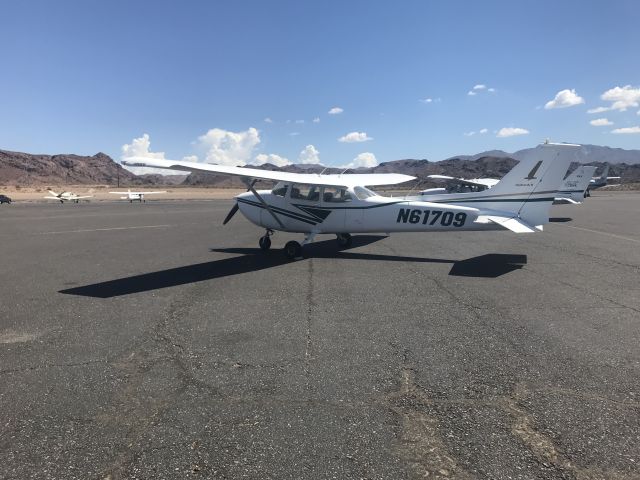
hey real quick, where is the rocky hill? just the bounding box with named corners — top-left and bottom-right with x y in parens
top-left (0, 150), bottom-right (185, 186)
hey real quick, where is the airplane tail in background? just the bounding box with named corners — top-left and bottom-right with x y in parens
top-left (447, 142), bottom-right (577, 229)
top-left (599, 164), bottom-right (610, 180)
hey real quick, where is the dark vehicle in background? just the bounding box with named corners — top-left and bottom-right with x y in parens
top-left (0, 195), bottom-right (12, 204)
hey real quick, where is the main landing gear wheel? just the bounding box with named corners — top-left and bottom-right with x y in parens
top-left (284, 240), bottom-right (302, 259)
top-left (336, 233), bottom-right (352, 248)
top-left (259, 235), bottom-right (271, 251)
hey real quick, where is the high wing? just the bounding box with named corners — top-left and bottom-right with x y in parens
top-left (122, 157), bottom-right (415, 187)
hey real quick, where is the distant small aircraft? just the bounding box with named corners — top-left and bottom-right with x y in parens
top-left (44, 190), bottom-right (93, 203)
top-left (124, 142), bottom-right (576, 259)
top-left (586, 164), bottom-right (620, 195)
top-left (109, 189), bottom-right (166, 203)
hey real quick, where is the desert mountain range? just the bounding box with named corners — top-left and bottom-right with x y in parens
top-left (1, 144), bottom-right (639, 188)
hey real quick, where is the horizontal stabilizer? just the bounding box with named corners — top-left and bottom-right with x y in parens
top-left (476, 215), bottom-right (537, 233)
top-left (553, 197), bottom-right (580, 205)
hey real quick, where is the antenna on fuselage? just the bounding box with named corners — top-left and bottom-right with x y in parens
top-left (339, 168), bottom-right (351, 176)
top-left (318, 167), bottom-right (329, 176)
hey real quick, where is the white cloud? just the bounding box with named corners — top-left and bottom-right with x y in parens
top-left (344, 152), bottom-right (378, 169)
top-left (338, 131), bottom-right (373, 143)
top-left (298, 144), bottom-right (320, 164)
top-left (196, 127), bottom-right (260, 166)
top-left (601, 85), bottom-right (640, 112)
top-left (121, 133), bottom-right (187, 175)
top-left (421, 98), bottom-right (433, 103)
top-left (590, 118), bottom-right (613, 126)
top-left (469, 85), bottom-right (494, 96)
top-left (251, 153), bottom-right (291, 167)
top-left (544, 89), bottom-right (585, 109)
top-left (496, 127), bottom-right (530, 138)
top-left (264, 117), bottom-right (273, 123)
top-left (588, 106), bottom-right (610, 114)
top-left (611, 126), bottom-right (640, 134)
top-left (328, 107), bottom-right (343, 115)
top-left (465, 128), bottom-right (488, 136)
top-left (295, 119), bottom-right (305, 124)
top-left (289, 132), bottom-right (300, 136)
top-left (313, 117), bottom-right (320, 123)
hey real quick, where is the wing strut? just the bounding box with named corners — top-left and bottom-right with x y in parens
top-left (248, 185), bottom-right (285, 229)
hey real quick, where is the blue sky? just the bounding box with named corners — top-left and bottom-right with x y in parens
top-left (1, 0), bottom-right (639, 168)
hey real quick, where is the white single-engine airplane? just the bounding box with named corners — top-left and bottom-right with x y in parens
top-left (123, 142), bottom-right (576, 259)
top-left (44, 190), bottom-right (93, 203)
top-left (586, 164), bottom-right (620, 196)
top-left (109, 189), bottom-right (167, 203)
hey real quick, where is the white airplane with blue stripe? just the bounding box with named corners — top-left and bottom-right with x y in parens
top-left (123, 141), bottom-right (576, 259)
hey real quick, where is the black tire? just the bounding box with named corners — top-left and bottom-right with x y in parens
top-left (336, 233), bottom-right (352, 248)
top-left (284, 240), bottom-right (302, 259)
top-left (259, 236), bottom-right (271, 251)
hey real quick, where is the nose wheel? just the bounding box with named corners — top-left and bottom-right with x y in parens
top-left (259, 229), bottom-right (274, 251)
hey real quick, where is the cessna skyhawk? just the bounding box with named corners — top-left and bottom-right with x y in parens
top-left (109, 189), bottom-right (166, 202)
top-left (44, 190), bottom-right (93, 203)
top-left (123, 142), bottom-right (576, 259)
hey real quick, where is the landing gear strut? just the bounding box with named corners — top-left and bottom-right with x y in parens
top-left (259, 229), bottom-right (273, 251)
top-left (336, 233), bottom-right (352, 248)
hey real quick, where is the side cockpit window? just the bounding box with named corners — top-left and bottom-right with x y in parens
top-left (272, 184), bottom-right (288, 197)
top-left (290, 184), bottom-right (320, 202)
top-left (322, 186), bottom-right (352, 203)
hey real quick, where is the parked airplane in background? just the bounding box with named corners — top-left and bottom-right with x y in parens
top-left (44, 190), bottom-right (93, 203)
top-left (587, 165), bottom-right (620, 195)
top-left (420, 175), bottom-right (499, 195)
top-left (553, 165), bottom-right (598, 204)
top-left (423, 165), bottom-right (597, 205)
top-left (109, 189), bottom-right (166, 203)
top-left (124, 142), bottom-right (576, 259)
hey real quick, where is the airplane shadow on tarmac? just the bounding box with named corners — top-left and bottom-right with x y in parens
top-left (60, 235), bottom-right (527, 298)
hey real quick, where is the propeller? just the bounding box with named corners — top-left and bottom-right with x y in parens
top-left (223, 203), bottom-right (239, 225)
top-left (222, 179), bottom-right (257, 225)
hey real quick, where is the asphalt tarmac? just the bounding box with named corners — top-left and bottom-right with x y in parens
top-left (1, 193), bottom-right (639, 479)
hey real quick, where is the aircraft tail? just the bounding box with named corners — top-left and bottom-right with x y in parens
top-left (48, 190), bottom-right (59, 197)
top-left (453, 142), bottom-right (577, 228)
top-left (599, 164), bottom-right (610, 180)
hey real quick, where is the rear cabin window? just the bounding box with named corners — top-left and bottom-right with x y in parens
top-left (322, 187), bottom-right (352, 203)
top-left (290, 184), bottom-right (321, 202)
top-left (354, 186), bottom-right (376, 200)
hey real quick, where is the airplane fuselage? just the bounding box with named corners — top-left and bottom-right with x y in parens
top-left (235, 187), bottom-right (506, 234)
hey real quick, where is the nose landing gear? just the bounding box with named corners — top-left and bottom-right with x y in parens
top-left (259, 229), bottom-right (274, 251)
